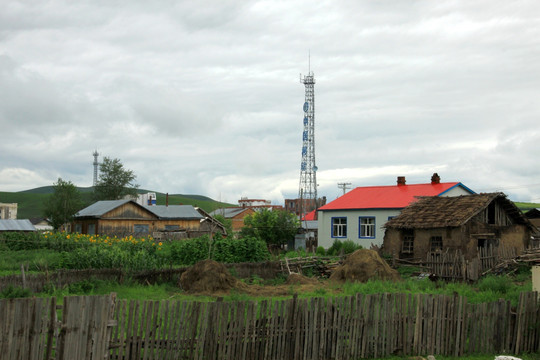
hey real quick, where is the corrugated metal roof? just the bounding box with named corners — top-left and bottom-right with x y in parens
top-left (0, 219), bottom-right (36, 231)
top-left (144, 205), bottom-right (203, 219)
top-left (319, 182), bottom-right (473, 211)
top-left (75, 200), bottom-right (204, 220)
top-left (75, 199), bottom-right (131, 217)
top-left (210, 207), bottom-right (251, 218)
top-left (301, 220), bottom-right (317, 230)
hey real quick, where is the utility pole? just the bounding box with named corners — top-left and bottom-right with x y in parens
top-left (337, 182), bottom-right (352, 196)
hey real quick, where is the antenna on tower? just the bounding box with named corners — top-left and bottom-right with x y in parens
top-left (92, 150), bottom-right (99, 186)
top-left (338, 182), bottom-right (352, 196)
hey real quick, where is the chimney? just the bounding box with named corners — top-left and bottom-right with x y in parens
top-left (397, 176), bottom-right (406, 186)
top-left (431, 173), bottom-right (441, 184)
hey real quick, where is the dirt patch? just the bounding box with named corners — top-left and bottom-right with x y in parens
top-left (330, 249), bottom-right (400, 283)
top-left (179, 259), bottom-right (247, 294)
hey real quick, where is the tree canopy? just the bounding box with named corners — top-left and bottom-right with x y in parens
top-left (93, 157), bottom-right (139, 201)
top-left (43, 178), bottom-right (84, 230)
top-left (240, 209), bottom-right (299, 247)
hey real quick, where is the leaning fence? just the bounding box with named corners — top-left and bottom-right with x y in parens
top-left (1, 292), bottom-right (539, 360)
top-left (425, 245), bottom-right (520, 281)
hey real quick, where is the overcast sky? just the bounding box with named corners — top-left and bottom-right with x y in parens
top-left (1, 0), bottom-right (540, 205)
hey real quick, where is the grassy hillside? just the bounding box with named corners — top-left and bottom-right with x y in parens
top-left (0, 188), bottom-right (235, 219)
top-left (514, 202), bottom-right (540, 211)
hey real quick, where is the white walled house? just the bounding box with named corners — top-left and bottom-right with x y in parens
top-left (317, 174), bottom-right (475, 249)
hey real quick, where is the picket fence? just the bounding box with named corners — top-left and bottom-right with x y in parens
top-left (1, 292), bottom-right (539, 360)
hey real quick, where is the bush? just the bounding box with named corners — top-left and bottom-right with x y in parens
top-left (0, 285), bottom-right (32, 299)
top-left (341, 240), bottom-right (362, 254)
top-left (170, 235), bottom-right (269, 266)
top-left (315, 246), bottom-right (326, 256)
top-left (326, 239), bottom-right (362, 256)
top-left (170, 236), bottom-right (210, 266)
top-left (213, 236), bottom-right (269, 264)
top-left (326, 239), bottom-right (343, 256)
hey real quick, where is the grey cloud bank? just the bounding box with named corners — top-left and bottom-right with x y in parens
top-left (1, 0), bottom-right (539, 204)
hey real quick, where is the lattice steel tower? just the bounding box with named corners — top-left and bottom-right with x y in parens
top-left (298, 67), bottom-right (317, 209)
top-left (92, 150), bottom-right (99, 186)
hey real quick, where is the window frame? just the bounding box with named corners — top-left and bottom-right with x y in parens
top-left (331, 217), bottom-right (347, 238)
top-left (402, 229), bottom-right (414, 254)
top-left (134, 224), bottom-right (150, 234)
top-left (430, 235), bottom-right (443, 252)
top-left (358, 216), bottom-right (376, 239)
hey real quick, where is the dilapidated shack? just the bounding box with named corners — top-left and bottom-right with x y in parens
top-left (383, 193), bottom-right (533, 260)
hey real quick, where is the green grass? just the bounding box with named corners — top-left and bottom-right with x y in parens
top-left (335, 277), bottom-right (531, 306)
top-left (514, 201), bottom-right (540, 211)
top-left (0, 249), bottom-right (64, 272)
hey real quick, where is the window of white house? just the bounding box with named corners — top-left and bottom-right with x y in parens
top-left (359, 217), bottom-right (375, 239)
top-left (430, 236), bottom-right (443, 252)
top-left (332, 217), bottom-right (347, 238)
top-left (134, 224), bottom-right (149, 234)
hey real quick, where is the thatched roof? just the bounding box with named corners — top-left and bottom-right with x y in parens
top-left (385, 193), bottom-right (530, 229)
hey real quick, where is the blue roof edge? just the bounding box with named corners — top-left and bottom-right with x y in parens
top-left (438, 182), bottom-right (476, 196)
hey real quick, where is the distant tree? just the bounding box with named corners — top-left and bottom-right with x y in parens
top-left (93, 157), bottom-right (139, 201)
top-left (44, 178), bottom-right (83, 230)
top-left (240, 209), bottom-right (299, 247)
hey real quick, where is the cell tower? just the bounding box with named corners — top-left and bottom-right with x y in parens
top-left (92, 150), bottom-right (99, 186)
top-left (298, 60), bottom-right (317, 212)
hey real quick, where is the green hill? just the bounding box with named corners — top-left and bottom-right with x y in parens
top-left (0, 187), bottom-right (235, 219)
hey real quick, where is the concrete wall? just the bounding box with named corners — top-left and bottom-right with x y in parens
top-left (533, 266), bottom-right (540, 294)
top-left (318, 209), bottom-right (400, 248)
top-left (0, 203), bottom-right (17, 220)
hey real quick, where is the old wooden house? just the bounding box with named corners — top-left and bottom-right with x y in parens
top-left (210, 207), bottom-right (256, 232)
top-left (73, 200), bottom-right (225, 237)
top-left (383, 193), bottom-right (533, 260)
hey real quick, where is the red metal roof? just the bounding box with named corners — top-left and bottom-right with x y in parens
top-left (302, 210), bottom-right (316, 221)
top-left (319, 182), bottom-right (471, 210)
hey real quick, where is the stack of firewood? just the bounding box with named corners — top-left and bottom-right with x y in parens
top-left (518, 247), bottom-right (540, 263)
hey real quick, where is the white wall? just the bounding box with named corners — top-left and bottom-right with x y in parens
top-left (318, 209), bottom-right (400, 248)
top-left (440, 185), bottom-right (473, 197)
top-left (533, 266), bottom-right (540, 294)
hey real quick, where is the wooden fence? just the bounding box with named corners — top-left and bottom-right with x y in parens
top-left (425, 246), bottom-right (519, 281)
top-left (1, 292), bottom-right (539, 360)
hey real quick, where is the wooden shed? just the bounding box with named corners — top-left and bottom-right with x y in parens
top-left (73, 200), bottom-right (208, 237)
top-left (383, 193), bottom-right (533, 261)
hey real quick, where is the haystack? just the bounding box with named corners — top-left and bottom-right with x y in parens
top-left (330, 249), bottom-right (400, 283)
top-left (286, 273), bottom-right (320, 285)
top-left (179, 259), bottom-right (246, 293)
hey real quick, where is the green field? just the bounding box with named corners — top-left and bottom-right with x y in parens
top-left (0, 187), bottom-right (234, 219)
